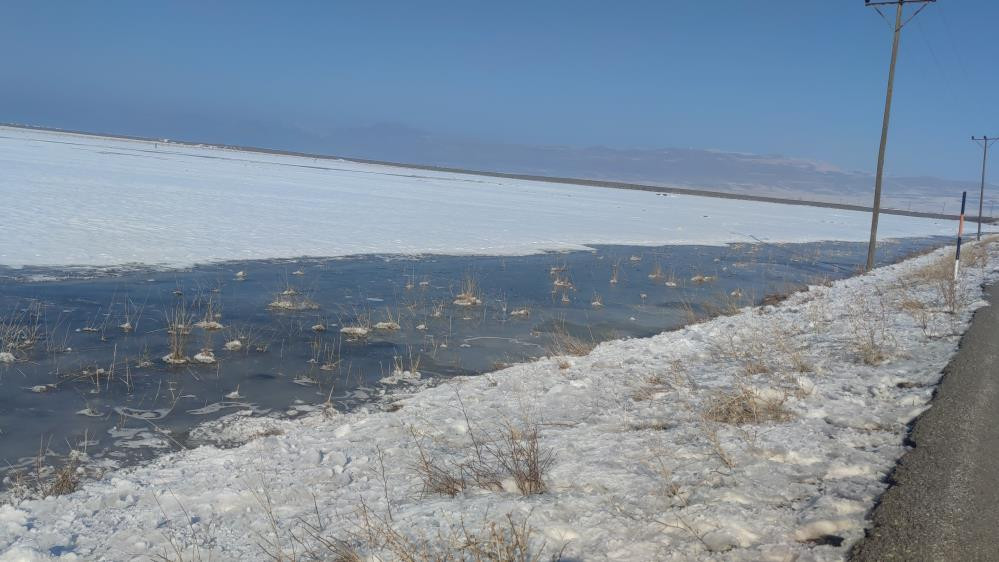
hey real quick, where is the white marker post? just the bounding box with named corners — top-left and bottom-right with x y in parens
top-left (955, 191), bottom-right (967, 280)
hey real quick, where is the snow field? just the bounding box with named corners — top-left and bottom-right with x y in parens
top-left (2, 239), bottom-right (997, 561)
top-left (0, 126), bottom-right (969, 271)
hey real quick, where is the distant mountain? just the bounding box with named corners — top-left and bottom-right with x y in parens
top-left (288, 124), bottom-right (991, 216)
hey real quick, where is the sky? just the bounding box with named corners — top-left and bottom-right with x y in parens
top-left (1, 0), bottom-right (997, 181)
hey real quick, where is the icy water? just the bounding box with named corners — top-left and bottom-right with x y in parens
top-left (0, 238), bottom-right (945, 482)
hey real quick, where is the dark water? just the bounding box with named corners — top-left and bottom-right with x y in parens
top-left (0, 238), bottom-right (945, 481)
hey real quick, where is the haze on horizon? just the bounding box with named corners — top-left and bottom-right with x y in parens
top-left (2, 0), bottom-right (997, 185)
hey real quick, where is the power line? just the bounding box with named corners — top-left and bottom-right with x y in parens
top-left (863, 0), bottom-right (937, 273)
top-left (972, 136), bottom-right (998, 240)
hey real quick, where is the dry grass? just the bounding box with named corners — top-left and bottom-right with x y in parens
top-left (590, 292), bottom-right (603, 309)
top-left (702, 387), bottom-right (792, 425)
top-left (689, 273), bottom-right (716, 285)
top-left (151, 493), bottom-right (220, 562)
top-left (702, 425), bottom-right (736, 469)
top-left (164, 303), bottom-right (193, 364)
top-left (711, 323), bottom-right (809, 378)
top-left (453, 276), bottom-right (483, 307)
top-left (911, 254), bottom-right (960, 314)
top-left (679, 300), bottom-right (701, 326)
top-left (118, 296), bottom-right (145, 333)
top-left (374, 307), bottom-right (402, 331)
top-left (486, 425), bottom-right (555, 496)
top-left (251, 483), bottom-right (560, 562)
top-left (629, 419), bottom-right (674, 432)
top-left (268, 282), bottom-right (320, 312)
top-left (546, 321), bottom-right (595, 359)
top-left (632, 361), bottom-right (689, 401)
top-left (392, 347), bottom-right (422, 376)
top-left (343, 509), bottom-right (558, 562)
top-left (700, 289), bottom-right (746, 318)
top-left (193, 291), bottom-right (223, 331)
top-left (223, 323), bottom-right (271, 353)
top-left (847, 289), bottom-right (896, 365)
top-left (411, 418), bottom-right (556, 498)
top-left (411, 427), bottom-right (470, 497)
top-left (898, 293), bottom-right (932, 336)
top-left (338, 310), bottom-right (372, 341)
top-left (648, 261), bottom-right (665, 282)
top-left (4, 440), bottom-right (84, 503)
top-left (647, 449), bottom-right (689, 507)
top-left (891, 243), bottom-right (996, 335)
top-left (630, 385), bottom-right (659, 402)
top-left (759, 292), bottom-right (788, 307)
top-left (961, 240), bottom-right (989, 269)
top-left (0, 301), bottom-right (43, 361)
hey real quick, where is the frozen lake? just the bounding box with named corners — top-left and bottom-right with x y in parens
top-left (0, 237), bottom-right (946, 484)
top-left (0, 126), bottom-right (964, 270)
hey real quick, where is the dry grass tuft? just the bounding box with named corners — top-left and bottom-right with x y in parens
top-left (164, 303), bottom-right (193, 364)
top-left (711, 324), bottom-right (808, 378)
top-left (5, 443), bottom-right (84, 503)
top-left (252, 484), bottom-right (560, 562)
top-left (453, 276), bottom-right (483, 307)
top-left (411, 419), bottom-right (556, 498)
top-left (961, 240), bottom-right (988, 269)
top-left (411, 429), bottom-right (469, 498)
top-left (898, 294), bottom-right (931, 335)
top-left (349, 507), bottom-right (558, 562)
top-left (630, 385), bottom-right (659, 402)
top-left (546, 322), bottom-right (595, 359)
top-left (0, 301), bottom-right (44, 362)
top-left (847, 290), bottom-right (896, 365)
top-left (268, 282), bottom-right (320, 311)
top-left (703, 387), bottom-right (792, 425)
top-left (760, 290), bottom-right (796, 307)
top-left (629, 420), bottom-right (673, 431)
top-left (911, 255), bottom-right (960, 314)
top-left (702, 425), bottom-right (736, 469)
top-left (487, 425), bottom-right (555, 496)
top-left (632, 362), bottom-right (688, 401)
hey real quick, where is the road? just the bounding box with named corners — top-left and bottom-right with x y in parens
top-left (851, 282), bottom-right (999, 561)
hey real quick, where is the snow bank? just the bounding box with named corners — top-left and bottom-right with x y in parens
top-left (0, 126), bottom-right (966, 270)
top-left (2, 240), bottom-right (996, 560)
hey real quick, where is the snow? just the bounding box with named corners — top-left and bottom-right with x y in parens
top-left (2, 241), bottom-right (996, 560)
top-left (1, 126), bottom-right (995, 559)
top-left (0, 126), bottom-right (969, 270)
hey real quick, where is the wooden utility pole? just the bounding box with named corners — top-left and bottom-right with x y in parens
top-left (972, 136), bottom-right (998, 240)
top-left (955, 191), bottom-right (967, 279)
top-left (864, 0), bottom-right (937, 272)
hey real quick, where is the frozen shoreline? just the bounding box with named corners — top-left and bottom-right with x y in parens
top-left (0, 126), bottom-right (968, 271)
top-left (3, 240), bottom-right (996, 561)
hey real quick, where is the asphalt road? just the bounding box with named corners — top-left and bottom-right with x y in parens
top-left (851, 282), bottom-right (999, 561)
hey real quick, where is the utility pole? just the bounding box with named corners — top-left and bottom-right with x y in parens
top-left (972, 136), bottom-right (998, 240)
top-left (864, 0), bottom-right (937, 272)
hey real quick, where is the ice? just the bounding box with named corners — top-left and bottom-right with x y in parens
top-left (0, 243), bottom-right (994, 560)
top-left (0, 126), bottom-right (970, 271)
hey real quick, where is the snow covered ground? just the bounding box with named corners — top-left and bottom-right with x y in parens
top-left (2, 241), bottom-right (996, 561)
top-left (2, 125), bottom-right (995, 560)
top-left (0, 126), bottom-right (967, 270)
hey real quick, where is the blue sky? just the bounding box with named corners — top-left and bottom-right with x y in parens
top-left (1, 0), bottom-right (996, 180)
